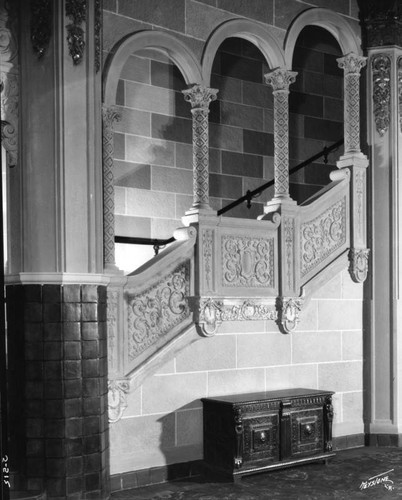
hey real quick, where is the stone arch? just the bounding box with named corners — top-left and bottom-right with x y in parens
top-left (103, 30), bottom-right (203, 105)
top-left (201, 18), bottom-right (286, 85)
top-left (284, 8), bottom-right (362, 68)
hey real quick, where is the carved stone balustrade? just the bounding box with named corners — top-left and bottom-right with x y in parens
top-left (189, 214), bottom-right (281, 336)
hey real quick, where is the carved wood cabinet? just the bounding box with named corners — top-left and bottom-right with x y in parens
top-left (202, 388), bottom-right (335, 481)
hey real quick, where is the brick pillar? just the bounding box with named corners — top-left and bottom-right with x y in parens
top-left (6, 284), bottom-right (109, 499)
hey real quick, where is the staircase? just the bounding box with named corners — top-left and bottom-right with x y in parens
top-left (106, 145), bottom-right (369, 422)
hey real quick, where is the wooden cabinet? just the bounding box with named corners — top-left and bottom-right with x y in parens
top-left (202, 388), bottom-right (335, 481)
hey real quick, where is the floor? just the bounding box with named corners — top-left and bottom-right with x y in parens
top-left (111, 447), bottom-right (402, 499)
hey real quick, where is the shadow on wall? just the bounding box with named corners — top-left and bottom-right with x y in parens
top-left (157, 401), bottom-right (204, 479)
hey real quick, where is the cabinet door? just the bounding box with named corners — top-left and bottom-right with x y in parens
top-left (242, 413), bottom-right (280, 464)
top-left (290, 408), bottom-right (324, 457)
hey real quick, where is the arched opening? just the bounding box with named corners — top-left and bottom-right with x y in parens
top-left (207, 36), bottom-right (274, 218)
top-left (112, 48), bottom-right (193, 273)
top-left (289, 25), bottom-right (344, 203)
top-left (103, 32), bottom-right (202, 273)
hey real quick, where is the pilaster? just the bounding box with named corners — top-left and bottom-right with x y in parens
top-left (5, 1), bottom-right (110, 498)
top-left (366, 43), bottom-right (402, 440)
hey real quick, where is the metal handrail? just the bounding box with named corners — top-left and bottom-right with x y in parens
top-left (114, 139), bottom-right (344, 254)
top-left (115, 235), bottom-right (175, 255)
top-left (217, 138), bottom-right (344, 216)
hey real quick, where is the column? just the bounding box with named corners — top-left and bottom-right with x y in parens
top-left (362, 3), bottom-right (402, 446)
top-left (5, 1), bottom-right (110, 498)
top-left (264, 68), bottom-right (297, 205)
top-left (102, 106), bottom-right (120, 272)
top-left (182, 84), bottom-right (218, 214)
top-left (337, 53), bottom-right (367, 155)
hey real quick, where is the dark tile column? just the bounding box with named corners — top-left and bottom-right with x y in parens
top-left (6, 283), bottom-right (109, 500)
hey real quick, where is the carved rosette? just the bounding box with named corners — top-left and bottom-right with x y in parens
top-left (31, 0), bottom-right (52, 58)
top-left (264, 69), bottom-right (297, 200)
top-left (300, 198), bottom-right (347, 277)
top-left (127, 262), bottom-right (191, 359)
top-left (349, 248), bottom-right (370, 283)
top-left (197, 297), bottom-right (277, 337)
top-left (337, 53), bottom-right (366, 154)
top-left (182, 85), bottom-right (218, 210)
top-left (102, 105), bottom-right (121, 269)
top-left (65, 0), bottom-right (87, 65)
top-left (372, 54), bottom-right (391, 137)
top-left (278, 297), bottom-right (303, 334)
top-left (108, 379), bottom-right (130, 423)
top-left (221, 235), bottom-right (274, 288)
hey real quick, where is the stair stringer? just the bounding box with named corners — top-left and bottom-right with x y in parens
top-left (107, 226), bottom-right (202, 423)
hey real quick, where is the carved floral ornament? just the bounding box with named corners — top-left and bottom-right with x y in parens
top-left (196, 297), bottom-right (278, 337)
top-left (182, 84), bottom-right (218, 109)
top-left (66, 0), bottom-right (87, 65)
top-left (264, 68), bottom-right (297, 92)
top-left (372, 54), bottom-right (391, 137)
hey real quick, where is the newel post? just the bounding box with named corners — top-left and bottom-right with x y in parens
top-left (336, 53), bottom-right (369, 283)
top-left (182, 84), bottom-right (218, 214)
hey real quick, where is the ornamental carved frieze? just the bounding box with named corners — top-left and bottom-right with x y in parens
top-left (196, 297), bottom-right (277, 337)
top-left (31, 0), bottom-right (52, 58)
top-left (66, 0), bottom-right (87, 65)
top-left (278, 296), bottom-right (303, 334)
top-left (283, 217), bottom-right (295, 292)
top-left (221, 235), bottom-right (274, 288)
top-left (108, 378), bottom-right (130, 423)
top-left (300, 198), bottom-right (347, 277)
top-left (372, 54), bottom-right (391, 137)
top-left (349, 248), bottom-right (370, 283)
top-left (127, 262), bottom-right (191, 360)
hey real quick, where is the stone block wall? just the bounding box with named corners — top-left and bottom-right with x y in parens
top-left (107, 2), bottom-right (350, 273)
top-left (110, 269), bottom-right (364, 478)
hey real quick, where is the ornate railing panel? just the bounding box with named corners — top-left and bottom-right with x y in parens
top-left (297, 170), bottom-right (351, 286)
top-left (107, 227), bottom-right (197, 421)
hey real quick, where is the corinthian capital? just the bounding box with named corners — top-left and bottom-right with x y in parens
top-left (264, 68), bottom-right (297, 91)
top-left (337, 53), bottom-right (367, 75)
top-left (182, 84), bottom-right (218, 109)
top-left (102, 105), bottom-right (121, 129)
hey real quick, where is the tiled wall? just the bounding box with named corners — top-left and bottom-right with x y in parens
top-left (110, 270), bottom-right (364, 476)
top-left (6, 284), bottom-right (109, 499)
